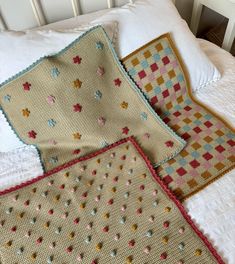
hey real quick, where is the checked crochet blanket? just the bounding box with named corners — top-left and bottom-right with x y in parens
top-left (122, 34), bottom-right (235, 201)
top-left (0, 137), bottom-right (225, 264)
top-left (0, 27), bottom-right (185, 172)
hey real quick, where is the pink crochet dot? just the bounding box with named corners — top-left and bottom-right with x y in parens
top-left (144, 246), bottom-right (151, 254)
top-left (136, 208), bottom-right (142, 215)
top-left (95, 195), bottom-right (100, 202)
top-left (97, 66), bottom-right (105, 76)
top-left (126, 180), bottom-right (131, 186)
top-left (143, 133), bottom-right (150, 139)
top-left (114, 234), bottom-right (120, 241)
top-left (152, 190), bottom-right (158, 196)
top-left (80, 166), bottom-right (86, 171)
top-left (98, 117), bottom-right (106, 126)
top-left (149, 216), bottom-right (154, 222)
top-left (77, 254), bottom-right (83, 261)
top-left (121, 205), bottom-right (127, 212)
top-left (47, 95), bottom-right (56, 105)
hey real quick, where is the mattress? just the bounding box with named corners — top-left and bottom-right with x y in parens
top-left (0, 38), bottom-right (234, 263)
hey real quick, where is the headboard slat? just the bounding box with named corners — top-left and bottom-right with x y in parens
top-left (30, 0), bottom-right (47, 26)
top-left (107, 0), bottom-right (113, 8)
top-left (71, 0), bottom-right (81, 16)
top-left (0, 11), bottom-right (7, 30)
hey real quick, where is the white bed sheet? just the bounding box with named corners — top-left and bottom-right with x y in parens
top-left (0, 38), bottom-right (234, 263)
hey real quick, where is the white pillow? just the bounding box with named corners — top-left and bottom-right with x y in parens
top-left (0, 22), bottom-right (117, 85)
top-left (93, 0), bottom-right (221, 91)
top-left (0, 21), bottom-right (117, 152)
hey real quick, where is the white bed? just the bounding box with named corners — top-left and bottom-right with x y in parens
top-left (0, 1), bottom-right (234, 263)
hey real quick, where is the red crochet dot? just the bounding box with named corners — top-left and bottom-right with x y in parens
top-left (48, 209), bottom-right (54, 215)
top-left (121, 155), bottom-right (126, 160)
top-left (74, 218), bottom-right (79, 224)
top-left (66, 246), bottom-right (73, 253)
top-left (103, 226), bottom-right (109, 232)
top-left (11, 226), bottom-right (17, 232)
top-left (24, 200), bottom-right (30, 206)
top-left (92, 170), bottom-right (97, 176)
top-left (59, 184), bottom-right (65, 190)
top-left (163, 221), bottom-right (170, 228)
top-left (128, 239), bottom-right (135, 247)
top-left (36, 237), bottom-right (43, 244)
top-left (82, 192), bottom-right (88, 198)
top-left (108, 199), bottom-right (113, 205)
top-left (160, 252), bottom-right (167, 260)
top-left (139, 185), bottom-right (145, 191)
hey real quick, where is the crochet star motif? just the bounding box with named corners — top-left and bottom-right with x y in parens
top-left (121, 101), bottom-right (128, 109)
top-left (73, 79), bottom-right (82, 89)
top-left (73, 132), bottom-right (82, 140)
top-left (114, 78), bottom-right (122, 87)
top-left (73, 56), bottom-right (82, 64)
top-left (122, 127), bottom-right (129, 135)
top-left (165, 140), bottom-right (174, 147)
top-left (73, 104), bottom-right (82, 112)
top-left (23, 82), bottom-right (31, 91)
top-left (28, 130), bottom-right (37, 139)
top-left (96, 41), bottom-right (104, 50)
top-left (22, 108), bottom-right (30, 117)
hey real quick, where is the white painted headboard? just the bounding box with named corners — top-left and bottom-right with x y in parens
top-left (0, 0), bottom-right (175, 31)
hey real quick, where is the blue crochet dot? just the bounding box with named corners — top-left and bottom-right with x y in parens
top-left (94, 90), bottom-right (102, 100)
top-left (48, 119), bottom-right (57, 127)
top-left (140, 112), bottom-right (148, 121)
top-left (51, 67), bottom-right (60, 78)
top-left (49, 156), bottom-right (58, 164)
top-left (96, 41), bottom-right (104, 50)
top-left (3, 95), bottom-right (11, 102)
top-left (100, 140), bottom-right (109, 148)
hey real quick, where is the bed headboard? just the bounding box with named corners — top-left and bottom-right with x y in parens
top-left (0, 0), bottom-right (175, 31)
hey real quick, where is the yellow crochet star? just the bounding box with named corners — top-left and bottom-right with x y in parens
top-left (22, 108), bottom-right (30, 117)
top-left (73, 132), bottom-right (82, 140)
top-left (73, 79), bottom-right (82, 89)
top-left (120, 101), bottom-right (128, 109)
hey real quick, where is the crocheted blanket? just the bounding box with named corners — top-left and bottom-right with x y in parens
top-left (122, 34), bottom-right (235, 201)
top-left (0, 137), bottom-right (224, 264)
top-left (0, 27), bottom-right (185, 172)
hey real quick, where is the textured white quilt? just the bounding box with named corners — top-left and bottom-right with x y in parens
top-left (0, 39), bottom-right (234, 263)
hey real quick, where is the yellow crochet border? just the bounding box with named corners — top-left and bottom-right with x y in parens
top-left (122, 33), bottom-right (235, 201)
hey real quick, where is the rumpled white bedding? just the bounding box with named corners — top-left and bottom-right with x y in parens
top-left (0, 39), bottom-right (234, 263)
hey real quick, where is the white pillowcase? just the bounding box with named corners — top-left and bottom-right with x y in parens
top-left (0, 22), bottom-right (117, 85)
top-left (0, 21), bottom-right (117, 152)
top-left (93, 0), bottom-right (221, 91)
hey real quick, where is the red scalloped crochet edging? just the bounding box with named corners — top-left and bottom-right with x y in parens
top-left (0, 136), bottom-right (225, 264)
